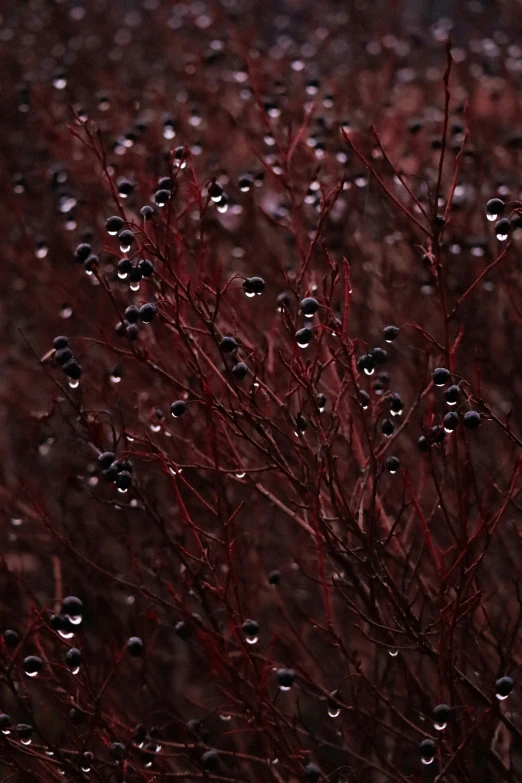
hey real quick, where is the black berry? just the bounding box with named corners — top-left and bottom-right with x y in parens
top-left (127, 636), bottom-right (144, 656)
top-left (106, 215), bottom-right (124, 235)
top-left (232, 362), bottom-right (248, 380)
top-left (300, 297), bottom-right (319, 316)
top-left (53, 335), bottom-right (69, 350)
top-left (433, 367), bottom-right (450, 387)
top-left (139, 303), bottom-right (156, 323)
top-left (171, 400), bottom-right (186, 418)
top-left (386, 456), bottom-right (400, 473)
top-left (383, 325), bottom-right (400, 342)
top-left (220, 336), bottom-right (238, 353)
top-left (463, 410), bottom-right (481, 430)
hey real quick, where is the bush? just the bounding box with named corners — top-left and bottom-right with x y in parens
top-left (1, 1), bottom-right (522, 781)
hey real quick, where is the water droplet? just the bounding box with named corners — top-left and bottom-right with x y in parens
top-left (21, 737), bottom-right (32, 745)
top-left (497, 233), bottom-right (508, 241)
top-left (235, 472), bottom-right (245, 478)
top-left (130, 282), bottom-right (140, 291)
top-left (388, 649), bottom-right (398, 657)
top-left (421, 757), bottom-right (434, 766)
top-left (25, 671), bottom-right (38, 678)
top-left (364, 368), bottom-right (374, 376)
top-left (486, 213), bottom-right (496, 221)
top-left (10, 518), bottom-right (23, 527)
top-left (70, 666), bottom-right (80, 675)
top-left (117, 487), bottom-right (128, 494)
top-left (110, 374), bottom-right (121, 384)
top-left (496, 693), bottom-right (509, 701)
top-left (118, 271), bottom-right (128, 280)
top-left (60, 305), bottom-right (73, 319)
top-left (58, 629), bottom-right (74, 640)
top-left (69, 379), bottom-right (80, 389)
top-left (245, 290), bottom-right (255, 298)
top-left (298, 343), bottom-right (309, 349)
top-left (245, 636), bottom-right (258, 645)
top-left (434, 721), bottom-right (447, 731)
top-left (328, 707), bottom-right (341, 718)
top-left (279, 684), bottom-right (291, 691)
top-left (219, 714), bottom-right (232, 721)
top-left (66, 614), bottom-right (82, 626)
top-left (150, 424), bottom-right (161, 433)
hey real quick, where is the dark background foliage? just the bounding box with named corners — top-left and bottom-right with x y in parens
top-left (0, 0), bottom-right (522, 781)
